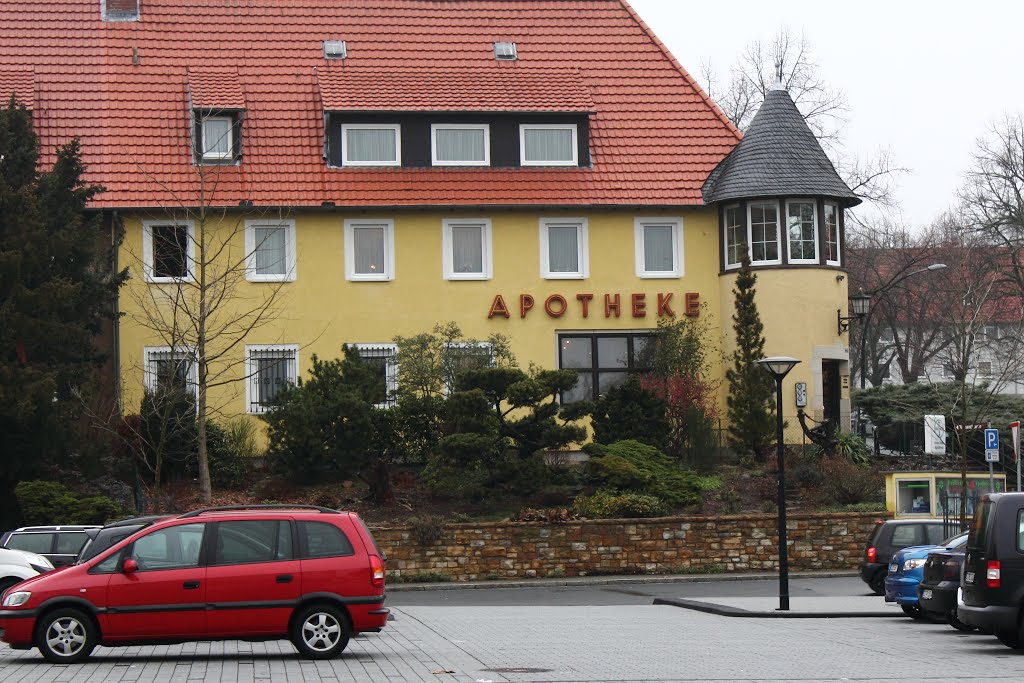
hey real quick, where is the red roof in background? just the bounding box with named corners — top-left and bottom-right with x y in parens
top-left (188, 70), bottom-right (246, 110)
top-left (317, 67), bottom-right (595, 113)
top-left (0, 70), bottom-right (34, 109)
top-left (0, 0), bottom-right (741, 209)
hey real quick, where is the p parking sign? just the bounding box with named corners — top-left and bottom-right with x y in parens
top-left (985, 428), bottom-right (1000, 462)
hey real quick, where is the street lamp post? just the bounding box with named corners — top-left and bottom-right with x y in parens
top-left (756, 356), bottom-right (800, 612)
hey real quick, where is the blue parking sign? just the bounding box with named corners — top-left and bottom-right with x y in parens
top-left (985, 428), bottom-right (999, 449)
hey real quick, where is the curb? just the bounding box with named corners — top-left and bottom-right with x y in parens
top-left (387, 569), bottom-right (859, 592)
top-left (652, 596), bottom-right (897, 619)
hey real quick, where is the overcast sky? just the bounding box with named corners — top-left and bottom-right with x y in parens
top-left (629, 0), bottom-right (1024, 229)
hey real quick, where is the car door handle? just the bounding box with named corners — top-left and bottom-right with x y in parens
top-left (276, 574), bottom-right (293, 584)
top-left (183, 580), bottom-right (200, 589)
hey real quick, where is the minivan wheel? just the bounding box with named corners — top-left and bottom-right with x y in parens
top-left (901, 605), bottom-right (925, 620)
top-left (948, 610), bottom-right (974, 632)
top-left (35, 608), bottom-right (97, 664)
top-left (290, 604), bottom-right (351, 659)
top-left (996, 629), bottom-right (1024, 649)
top-left (869, 572), bottom-right (885, 596)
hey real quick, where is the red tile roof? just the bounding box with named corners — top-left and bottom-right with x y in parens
top-left (0, 0), bottom-right (741, 209)
top-left (318, 66), bottom-right (594, 113)
top-left (0, 70), bottom-right (34, 109)
top-left (188, 70), bottom-right (246, 110)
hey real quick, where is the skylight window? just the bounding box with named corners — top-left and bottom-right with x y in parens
top-left (324, 40), bottom-right (347, 60)
top-left (494, 42), bottom-right (518, 61)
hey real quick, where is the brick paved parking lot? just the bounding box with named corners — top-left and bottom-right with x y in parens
top-left (4, 605), bottom-right (1024, 682)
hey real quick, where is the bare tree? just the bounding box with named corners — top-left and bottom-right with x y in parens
top-left (701, 27), bottom-right (906, 218)
top-left (122, 113), bottom-right (293, 504)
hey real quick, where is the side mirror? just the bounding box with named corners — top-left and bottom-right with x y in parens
top-left (122, 558), bottom-right (138, 574)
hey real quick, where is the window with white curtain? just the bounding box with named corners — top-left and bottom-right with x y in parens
top-left (539, 218), bottom-right (588, 279)
top-left (634, 217), bottom-right (682, 278)
top-left (748, 202), bottom-right (781, 265)
top-left (520, 124), bottom-right (578, 166)
top-left (342, 124), bottom-right (400, 166)
top-left (201, 116), bottom-right (233, 160)
top-left (786, 199), bottom-right (818, 263)
top-left (245, 219), bottom-right (296, 282)
top-left (344, 219), bottom-right (394, 281)
top-left (432, 124), bottom-right (490, 166)
top-left (442, 218), bottom-right (492, 279)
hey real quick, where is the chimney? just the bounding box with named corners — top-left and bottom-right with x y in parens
top-left (103, 0), bottom-right (140, 21)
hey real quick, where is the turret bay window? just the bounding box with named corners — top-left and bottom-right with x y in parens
top-left (748, 202), bottom-right (781, 265)
top-left (724, 205), bottom-right (743, 267)
top-left (540, 218), bottom-right (588, 279)
top-left (342, 124), bottom-right (400, 166)
top-left (442, 218), bottom-right (492, 280)
top-left (245, 345), bottom-right (298, 413)
top-left (344, 219), bottom-right (395, 281)
top-left (786, 199), bottom-right (818, 263)
top-left (557, 333), bottom-right (655, 403)
top-left (824, 202), bottom-right (841, 265)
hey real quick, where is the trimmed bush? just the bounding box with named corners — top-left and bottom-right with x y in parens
top-left (583, 440), bottom-right (703, 509)
top-left (573, 490), bottom-right (667, 518)
top-left (15, 480), bottom-right (124, 526)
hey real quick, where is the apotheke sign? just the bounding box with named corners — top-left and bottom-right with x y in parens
top-left (487, 292), bottom-right (700, 319)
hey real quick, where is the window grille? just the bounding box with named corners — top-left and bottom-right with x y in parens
top-left (145, 348), bottom-right (195, 395)
top-left (249, 347), bottom-right (297, 413)
top-left (350, 344), bottom-right (398, 407)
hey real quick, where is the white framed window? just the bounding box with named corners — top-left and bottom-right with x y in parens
top-left (442, 218), bottom-right (492, 280)
top-left (747, 202), bottom-right (781, 265)
top-left (245, 219), bottom-right (296, 282)
top-left (723, 204), bottom-right (743, 268)
top-left (342, 124), bottom-right (400, 166)
top-left (978, 361), bottom-right (993, 377)
top-left (245, 345), bottom-right (298, 414)
top-left (634, 217), bottom-right (683, 278)
top-left (431, 124), bottom-right (490, 166)
top-left (200, 116), bottom-right (233, 161)
top-left (142, 219), bottom-right (195, 282)
top-left (520, 124), bottom-right (578, 166)
top-left (443, 341), bottom-right (495, 394)
top-left (143, 346), bottom-right (197, 397)
top-left (349, 343), bottom-right (398, 408)
top-left (786, 199), bottom-right (818, 263)
top-left (539, 218), bottom-right (588, 279)
top-left (823, 202), bottom-right (841, 265)
top-left (344, 219), bottom-right (395, 281)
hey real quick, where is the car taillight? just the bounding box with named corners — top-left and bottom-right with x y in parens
top-left (370, 554), bottom-right (385, 588)
top-left (867, 546), bottom-right (876, 563)
top-left (987, 560), bottom-right (1001, 588)
top-left (943, 559), bottom-right (959, 580)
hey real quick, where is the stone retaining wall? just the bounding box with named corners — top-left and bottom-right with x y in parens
top-left (372, 511), bottom-right (887, 581)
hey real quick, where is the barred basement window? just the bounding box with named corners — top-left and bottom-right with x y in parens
top-left (246, 345), bottom-right (298, 413)
top-left (443, 342), bottom-right (495, 393)
top-left (349, 344), bottom-right (398, 407)
top-left (143, 347), bottom-right (196, 396)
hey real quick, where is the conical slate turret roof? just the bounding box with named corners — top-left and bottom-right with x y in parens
top-left (702, 86), bottom-right (861, 206)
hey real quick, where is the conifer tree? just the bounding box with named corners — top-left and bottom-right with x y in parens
top-left (0, 97), bottom-right (126, 524)
top-left (725, 254), bottom-right (775, 460)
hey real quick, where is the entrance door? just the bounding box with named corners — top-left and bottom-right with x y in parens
top-left (822, 360), bottom-right (841, 424)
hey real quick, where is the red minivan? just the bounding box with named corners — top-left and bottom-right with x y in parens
top-left (0, 505), bottom-right (388, 663)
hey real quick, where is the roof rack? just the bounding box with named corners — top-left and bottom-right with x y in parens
top-left (178, 504), bottom-right (340, 519)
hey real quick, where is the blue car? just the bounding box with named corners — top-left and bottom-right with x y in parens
top-left (885, 531), bottom-right (968, 619)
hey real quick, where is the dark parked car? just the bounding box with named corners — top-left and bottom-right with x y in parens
top-left (958, 492), bottom-right (1024, 648)
top-left (859, 518), bottom-right (947, 595)
top-left (918, 546), bottom-right (973, 630)
top-left (0, 525), bottom-right (101, 568)
top-left (76, 516), bottom-right (170, 564)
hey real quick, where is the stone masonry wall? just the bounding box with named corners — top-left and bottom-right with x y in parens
top-left (373, 511), bottom-right (887, 581)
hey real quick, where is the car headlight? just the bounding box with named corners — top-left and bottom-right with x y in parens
top-left (29, 563), bottom-right (51, 574)
top-left (2, 591), bottom-right (31, 607)
top-left (903, 558), bottom-right (926, 571)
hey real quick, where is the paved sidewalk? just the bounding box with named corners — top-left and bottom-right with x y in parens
top-left (654, 594), bottom-right (902, 617)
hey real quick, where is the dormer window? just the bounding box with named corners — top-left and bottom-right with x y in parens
top-left (342, 124), bottom-right (401, 166)
top-left (431, 124), bottom-right (490, 166)
top-left (193, 110), bottom-right (242, 165)
top-left (102, 0), bottom-right (139, 22)
top-left (520, 124), bottom-right (578, 166)
top-left (323, 40), bottom-right (347, 60)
